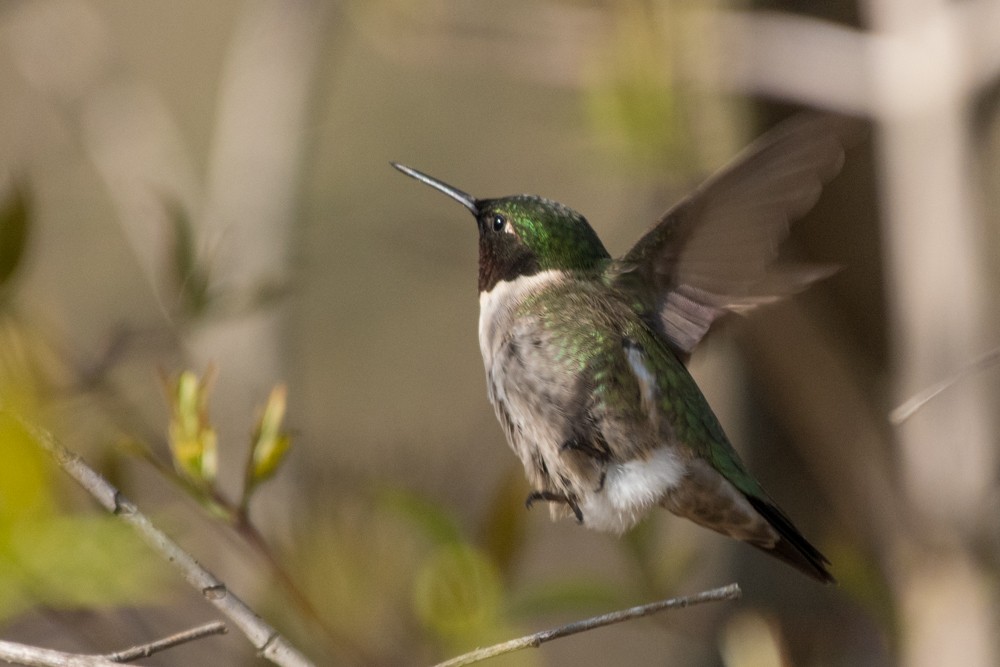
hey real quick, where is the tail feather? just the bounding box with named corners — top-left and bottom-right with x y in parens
top-left (659, 460), bottom-right (834, 583)
top-left (745, 495), bottom-right (835, 584)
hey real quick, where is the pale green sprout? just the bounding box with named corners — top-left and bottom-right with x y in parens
top-left (162, 368), bottom-right (218, 486)
top-left (243, 384), bottom-right (292, 503)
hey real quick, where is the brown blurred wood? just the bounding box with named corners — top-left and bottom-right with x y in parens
top-left (711, 2), bottom-right (1000, 665)
top-left (743, 305), bottom-right (905, 561)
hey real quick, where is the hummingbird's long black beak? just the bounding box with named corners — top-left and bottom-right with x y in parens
top-left (391, 162), bottom-right (479, 215)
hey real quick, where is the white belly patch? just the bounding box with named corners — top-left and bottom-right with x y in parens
top-left (581, 448), bottom-right (686, 533)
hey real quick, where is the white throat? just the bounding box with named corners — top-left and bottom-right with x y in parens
top-left (478, 270), bottom-right (565, 365)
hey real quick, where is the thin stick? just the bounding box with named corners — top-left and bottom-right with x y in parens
top-left (0, 640), bottom-right (121, 667)
top-left (889, 346), bottom-right (1000, 424)
top-left (0, 622), bottom-right (226, 667)
top-left (432, 583), bottom-right (741, 667)
top-left (103, 621), bottom-right (227, 662)
top-left (5, 410), bottom-right (314, 667)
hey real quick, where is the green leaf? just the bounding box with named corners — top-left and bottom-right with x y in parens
top-left (0, 412), bottom-right (55, 532)
top-left (0, 182), bottom-right (30, 293)
top-left (413, 543), bottom-right (502, 640)
top-left (161, 368), bottom-right (218, 486)
top-left (243, 384), bottom-right (293, 504)
top-left (5, 515), bottom-right (166, 617)
top-left (252, 433), bottom-right (291, 485)
top-left (250, 384), bottom-right (290, 479)
top-left (0, 414), bottom-right (166, 621)
top-left (0, 554), bottom-right (32, 621)
top-left (164, 197), bottom-right (212, 318)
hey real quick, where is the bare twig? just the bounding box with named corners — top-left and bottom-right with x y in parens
top-left (124, 433), bottom-right (373, 663)
top-left (432, 583), bottom-right (741, 667)
top-left (4, 410), bottom-right (315, 667)
top-left (0, 639), bottom-right (121, 667)
top-left (889, 346), bottom-right (1000, 424)
top-left (0, 621), bottom-right (226, 667)
top-left (103, 621), bottom-right (227, 662)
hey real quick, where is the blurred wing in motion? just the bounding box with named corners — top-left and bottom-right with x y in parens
top-left (610, 114), bottom-right (861, 355)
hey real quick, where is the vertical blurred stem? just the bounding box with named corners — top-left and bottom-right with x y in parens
top-left (866, 2), bottom-right (998, 666)
top-left (194, 0), bottom-right (327, 503)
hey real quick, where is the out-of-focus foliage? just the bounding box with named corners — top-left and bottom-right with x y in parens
top-left (478, 467), bottom-right (531, 576)
top-left (394, 488), bottom-right (529, 662)
top-left (283, 485), bottom-right (654, 664)
top-left (586, 3), bottom-right (686, 167)
top-left (413, 542), bottom-right (504, 647)
top-left (583, 0), bottom-right (732, 175)
top-left (825, 538), bottom-right (896, 629)
top-left (165, 197), bottom-right (213, 320)
top-left (0, 323), bottom-right (165, 622)
top-left (620, 511), bottom-right (700, 593)
top-left (381, 489), bottom-right (528, 661)
top-left (163, 195), bottom-right (291, 322)
top-left (0, 183), bottom-right (30, 297)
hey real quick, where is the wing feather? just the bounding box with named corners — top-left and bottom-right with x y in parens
top-left (611, 113), bottom-right (862, 354)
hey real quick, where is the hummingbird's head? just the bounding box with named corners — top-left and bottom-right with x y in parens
top-left (392, 163), bottom-right (610, 292)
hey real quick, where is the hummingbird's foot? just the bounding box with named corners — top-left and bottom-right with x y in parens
top-left (525, 490), bottom-right (584, 523)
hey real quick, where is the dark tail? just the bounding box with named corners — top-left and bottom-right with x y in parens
top-left (745, 495), bottom-right (835, 584)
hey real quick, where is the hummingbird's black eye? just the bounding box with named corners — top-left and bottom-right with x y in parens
top-left (491, 214), bottom-right (506, 232)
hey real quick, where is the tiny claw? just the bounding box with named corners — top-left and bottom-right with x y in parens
top-left (569, 500), bottom-right (584, 524)
top-left (524, 490), bottom-right (546, 511)
top-left (524, 490), bottom-right (584, 524)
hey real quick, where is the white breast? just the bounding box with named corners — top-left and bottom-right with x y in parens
top-left (478, 269), bottom-right (566, 367)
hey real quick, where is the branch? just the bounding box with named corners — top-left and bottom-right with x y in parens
top-left (103, 621), bottom-right (227, 662)
top-left (121, 421), bottom-right (372, 663)
top-left (0, 621), bottom-right (226, 667)
top-left (889, 345), bottom-right (1000, 424)
top-left (5, 410), bottom-right (315, 667)
top-left (48, 329), bottom-right (371, 664)
top-left (432, 583), bottom-right (741, 667)
top-left (0, 640), bottom-right (120, 667)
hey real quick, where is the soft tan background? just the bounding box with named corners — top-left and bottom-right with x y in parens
top-left (1, 1), bottom-right (998, 666)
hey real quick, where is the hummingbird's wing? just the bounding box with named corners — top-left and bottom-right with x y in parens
top-left (610, 114), bottom-right (860, 355)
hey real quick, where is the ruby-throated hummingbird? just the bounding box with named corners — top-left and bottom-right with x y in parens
top-left (393, 114), bottom-right (852, 583)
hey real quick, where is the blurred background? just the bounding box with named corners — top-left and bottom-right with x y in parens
top-left (0, 0), bottom-right (998, 665)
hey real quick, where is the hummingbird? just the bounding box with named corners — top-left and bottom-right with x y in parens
top-left (393, 114), bottom-right (853, 583)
